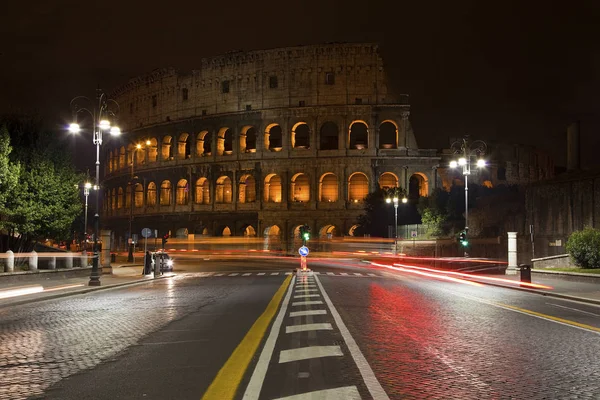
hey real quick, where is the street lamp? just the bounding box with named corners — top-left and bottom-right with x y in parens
top-left (448, 136), bottom-right (487, 257)
top-left (69, 89), bottom-right (121, 286)
top-left (386, 192), bottom-right (408, 254)
top-left (127, 141), bottom-right (149, 262)
top-left (83, 181), bottom-right (92, 251)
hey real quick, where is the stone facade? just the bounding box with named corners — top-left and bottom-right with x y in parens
top-left (102, 43), bottom-right (440, 248)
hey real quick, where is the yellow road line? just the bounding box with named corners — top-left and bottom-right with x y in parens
top-left (201, 275), bottom-right (292, 400)
top-left (498, 303), bottom-right (600, 334)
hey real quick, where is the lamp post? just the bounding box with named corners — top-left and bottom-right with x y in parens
top-left (69, 89), bottom-right (121, 286)
top-left (128, 142), bottom-right (149, 262)
top-left (386, 193), bottom-right (408, 254)
top-left (448, 136), bottom-right (487, 257)
top-left (83, 181), bottom-right (92, 251)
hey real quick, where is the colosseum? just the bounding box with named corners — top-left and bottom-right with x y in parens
top-left (102, 42), bottom-right (441, 251)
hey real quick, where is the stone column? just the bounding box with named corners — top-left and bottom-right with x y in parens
top-left (48, 257), bottom-right (56, 270)
top-left (65, 252), bottom-right (73, 269)
top-left (81, 251), bottom-right (88, 267)
top-left (29, 251), bottom-right (38, 272)
top-left (101, 230), bottom-right (113, 274)
top-left (5, 250), bottom-right (14, 272)
top-left (507, 232), bottom-right (518, 275)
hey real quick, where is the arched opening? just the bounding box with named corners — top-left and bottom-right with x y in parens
top-left (349, 121), bottom-right (368, 149)
top-left (127, 144), bottom-right (134, 168)
top-left (319, 225), bottom-right (336, 238)
top-left (178, 133), bottom-right (191, 159)
top-left (243, 225), bottom-right (256, 237)
top-left (176, 179), bottom-right (189, 205)
top-left (379, 121), bottom-right (398, 149)
top-left (265, 124), bottom-right (283, 151)
top-left (240, 126), bottom-right (257, 153)
top-left (216, 176), bottom-right (232, 203)
top-left (217, 127), bottom-right (233, 156)
top-left (238, 174), bottom-right (256, 203)
top-left (161, 136), bottom-right (173, 160)
top-left (194, 225), bottom-right (208, 235)
top-left (222, 226), bottom-right (232, 236)
top-left (111, 188), bottom-right (116, 210)
top-left (148, 138), bottom-right (158, 162)
top-left (108, 152), bottom-right (114, 173)
top-left (292, 122), bottom-right (310, 149)
top-left (292, 225), bottom-right (303, 240)
top-left (125, 185), bottom-right (131, 208)
top-left (264, 174), bottom-right (282, 203)
top-left (263, 225), bottom-right (281, 237)
top-left (409, 173), bottom-right (429, 199)
top-left (112, 149), bottom-right (118, 171)
top-left (119, 147), bottom-right (126, 169)
top-left (176, 228), bottom-right (188, 238)
top-left (195, 177), bottom-right (210, 204)
top-left (147, 182), bottom-right (157, 206)
top-left (160, 181), bottom-right (172, 205)
top-left (319, 173), bottom-right (338, 202)
top-left (134, 183), bottom-right (144, 207)
top-left (319, 121), bottom-right (339, 150)
top-left (348, 172), bottom-right (369, 202)
top-left (379, 172), bottom-right (399, 189)
top-left (196, 131), bottom-right (211, 156)
top-left (483, 180), bottom-right (493, 188)
top-left (135, 143), bottom-right (146, 165)
top-left (291, 173), bottom-right (310, 202)
top-left (117, 187), bottom-right (124, 209)
top-left (348, 224), bottom-right (359, 237)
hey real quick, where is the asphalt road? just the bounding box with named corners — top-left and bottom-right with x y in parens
top-left (1, 258), bottom-right (599, 399)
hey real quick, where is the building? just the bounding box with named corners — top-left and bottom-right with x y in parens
top-left (102, 43), bottom-right (440, 250)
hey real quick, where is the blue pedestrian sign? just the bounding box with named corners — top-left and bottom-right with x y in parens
top-left (298, 246), bottom-right (309, 257)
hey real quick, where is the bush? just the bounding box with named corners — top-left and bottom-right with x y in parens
top-left (566, 228), bottom-right (600, 269)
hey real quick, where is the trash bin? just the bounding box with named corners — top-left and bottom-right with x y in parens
top-left (110, 253), bottom-right (116, 262)
top-left (519, 264), bottom-right (531, 283)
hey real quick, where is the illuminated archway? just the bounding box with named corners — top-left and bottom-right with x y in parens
top-left (409, 173), bottom-right (429, 198)
top-left (379, 172), bottom-right (399, 189)
top-left (178, 133), bottom-right (191, 159)
top-left (319, 173), bottom-right (338, 202)
top-left (292, 122), bottom-right (310, 149)
top-left (216, 176), bottom-right (232, 203)
top-left (240, 126), bottom-right (257, 153)
top-left (161, 136), bottom-right (173, 160)
top-left (265, 124), bottom-right (283, 151)
top-left (217, 127), bottom-right (233, 156)
top-left (176, 179), bottom-right (189, 205)
top-left (195, 177), bottom-right (210, 204)
top-left (146, 182), bottom-right (157, 206)
top-left (291, 173), bottom-right (310, 202)
top-left (196, 131), bottom-right (211, 156)
top-left (243, 225), bottom-right (256, 237)
top-left (148, 138), bottom-right (158, 162)
top-left (379, 121), bottom-right (398, 149)
top-left (239, 174), bottom-right (256, 203)
top-left (349, 121), bottom-right (368, 149)
top-left (134, 183), bottom-right (144, 207)
top-left (319, 225), bottom-right (336, 238)
top-left (222, 226), bottom-right (232, 236)
top-left (160, 180), bottom-right (172, 205)
top-left (117, 187), bottom-right (124, 208)
top-left (264, 174), bottom-right (282, 202)
top-left (348, 224), bottom-right (360, 237)
top-left (348, 172), bottom-right (369, 202)
top-left (263, 225), bottom-right (281, 237)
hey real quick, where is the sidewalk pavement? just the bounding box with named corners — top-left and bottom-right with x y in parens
top-left (0, 262), bottom-right (165, 308)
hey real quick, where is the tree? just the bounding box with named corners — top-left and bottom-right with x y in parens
top-left (355, 187), bottom-right (417, 237)
top-left (0, 125), bottom-right (20, 229)
top-left (566, 228), bottom-right (600, 269)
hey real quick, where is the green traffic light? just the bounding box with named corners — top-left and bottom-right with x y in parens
top-left (303, 233), bottom-right (310, 240)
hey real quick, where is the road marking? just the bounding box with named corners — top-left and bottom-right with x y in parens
top-left (291, 300), bottom-right (323, 307)
top-left (367, 273), bottom-right (377, 277)
top-left (547, 303), bottom-right (600, 317)
top-left (294, 289), bottom-right (319, 293)
top-left (273, 386), bottom-right (361, 400)
top-left (215, 273), bottom-right (225, 276)
top-left (293, 294), bottom-right (320, 299)
top-left (202, 275), bottom-right (292, 400)
top-left (353, 273), bottom-right (363, 276)
top-left (285, 323), bottom-right (333, 333)
top-left (242, 273), bottom-right (252, 276)
top-left (285, 272), bottom-right (293, 275)
top-left (241, 276), bottom-right (296, 400)
top-left (313, 271), bottom-right (321, 274)
top-left (257, 273), bottom-right (266, 276)
top-left (326, 272), bottom-right (335, 276)
top-left (340, 272), bottom-right (349, 276)
top-left (290, 309), bottom-right (327, 317)
top-left (228, 273), bottom-right (239, 276)
top-left (314, 274), bottom-right (390, 399)
top-left (279, 345), bottom-right (343, 363)
top-left (271, 272), bottom-right (280, 276)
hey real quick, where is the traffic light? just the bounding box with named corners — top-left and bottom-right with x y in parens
top-left (299, 225), bottom-right (311, 243)
top-left (162, 234), bottom-right (169, 248)
top-left (458, 231), bottom-right (468, 247)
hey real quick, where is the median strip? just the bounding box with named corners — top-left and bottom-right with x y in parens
top-left (201, 275), bottom-right (292, 400)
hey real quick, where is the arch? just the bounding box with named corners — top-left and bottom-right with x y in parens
top-left (243, 225), bottom-right (256, 237)
top-left (292, 225), bottom-right (303, 240)
top-left (127, 143), bottom-right (135, 167)
top-left (409, 173), bottom-right (429, 198)
top-left (222, 226), bottom-right (232, 236)
top-left (348, 224), bottom-right (360, 237)
top-left (112, 149), bottom-right (118, 171)
top-left (178, 132), bottom-right (191, 159)
top-left (265, 124), bottom-right (283, 151)
top-left (160, 180), bottom-right (172, 206)
top-left (108, 151), bottom-right (114, 173)
top-left (319, 173), bottom-right (338, 202)
top-left (215, 176), bottom-right (232, 203)
top-left (135, 143), bottom-right (146, 165)
top-left (196, 131), bottom-right (212, 156)
top-left (176, 179), bottom-right (189, 205)
top-left (483, 180), bottom-right (493, 188)
top-left (348, 172), bottom-right (369, 202)
top-left (264, 174), bottom-right (282, 203)
top-left (161, 136), bottom-right (173, 160)
top-left (263, 225), bottom-right (281, 237)
top-left (238, 174), bottom-right (256, 203)
top-left (240, 126), bottom-right (257, 153)
top-left (291, 122), bottom-right (310, 149)
top-left (117, 187), bottom-right (124, 209)
top-left (147, 182), bottom-right (157, 206)
top-left (379, 120), bottom-right (398, 149)
top-left (291, 173), bottom-right (310, 202)
top-left (134, 183), bottom-right (144, 207)
top-left (217, 127), bottom-right (233, 156)
top-left (148, 138), bottom-right (158, 162)
top-left (119, 146), bottom-right (126, 169)
top-left (379, 172), bottom-right (399, 189)
top-left (125, 185), bottom-right (132, 208)
top-left (193, 225), bottom-right (208, 235)
top-left (319, 224), bottom-right (336, 238)
top-left (349, 120), bottom-right (369, 149)
top-left (319, 121), bottom-right (339, 150)
top-left (175, 228), bottom-right (188, 238)
top-left (111, 188), bottom-right (116, 210)
top-left (195, 177), bottom-right (210, 204)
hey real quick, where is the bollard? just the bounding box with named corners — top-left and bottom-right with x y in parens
top-left (80, 250), bottom-right (88, 268)
top-left (65, 252), bottom-right (73, 269)
top-left (519, 264), bottom-right (532, 283)
top-left (48, 256), bottom-right (56, 270)
top-left (6, 250), bottom-right (14, 272)
top-left (154, 256), bottom-right (161, 277)
top-left (29, 250), bottom-right (38, 272)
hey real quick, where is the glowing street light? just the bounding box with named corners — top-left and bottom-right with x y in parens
top-left (386, 191), bottom-right (408, 254)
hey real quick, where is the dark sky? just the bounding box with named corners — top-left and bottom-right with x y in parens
top-left (2, 0), bottom-right (600, 168)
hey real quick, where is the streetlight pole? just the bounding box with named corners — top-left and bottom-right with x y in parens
top-left (69, 89), bottom-right (121, 286)
top-left (449, 136), bottom-right (487, 257)
top-left (83, 182), bottom-right (92, 251)
top-left (386, 192), bottom-right (408, 255)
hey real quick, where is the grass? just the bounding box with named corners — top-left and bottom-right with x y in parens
top-left (537, 267), bottom-right (600, 274)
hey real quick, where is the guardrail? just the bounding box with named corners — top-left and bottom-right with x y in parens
top-left (0, 251), bottom-right (93, 272)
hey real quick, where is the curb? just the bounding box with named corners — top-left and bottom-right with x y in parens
top-left (1, 275), bottom-right (168, 309)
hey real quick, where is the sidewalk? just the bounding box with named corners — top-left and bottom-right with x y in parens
top-left (0, 262), bottom-right (164, 308)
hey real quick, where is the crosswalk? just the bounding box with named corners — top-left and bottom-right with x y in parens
top-left (192, 271), bottom-right (383, 278)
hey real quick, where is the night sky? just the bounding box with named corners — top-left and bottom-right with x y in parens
top-left (2, 0), bottom-right (600, 169)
